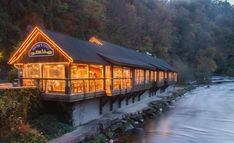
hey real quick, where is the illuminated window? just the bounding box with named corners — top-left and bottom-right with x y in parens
top-left (135, 69), bottom-right (144, 84)
top-left (71, 64), bottom-right (88, 78)
top-left (168, 72), bottom-right (170, 80)
top-left (165, 72), bottom-right (168, 79)
top-left (123, 67), bottom-right (132, 88)
top-left (150, 71), bottom-right (154, 81)
top-left (145, 70), bottom-right (150, 83)
top-left (71, 64), bottom-right (89, 93)
top-left (43, 64), bottom-right (65, 93)
top-left (23, 64), bottom-right (42, 86)
top-left (113, 66), bottom-right (122, 90)
top-left (89, 37), bottom-right (103, 45)
top-left (89, 65), bottom-right (104, 92)
top-left (154, 71), bottom-right (157, 82)
top-left (24, 64), bottom-right (41, 78)
top-left (159, 71), bottom-right (164, 81)
top-left (168, 72), bottom-right (172, 81)
top-left (105, 66), bottom-right (112, 91)
top-left (113, 66), bottom-right (132, 90)
top-left (159, 72), bottom-right (161, 81)
top-left (71, 64), bottom-right (104, 94)
top-left (173, 73), bottom-right (178, 82)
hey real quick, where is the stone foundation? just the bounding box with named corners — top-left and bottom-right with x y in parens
top-left (71, 85), bottom-right (175, 127)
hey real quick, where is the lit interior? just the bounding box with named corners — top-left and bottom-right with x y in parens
top-left (135, 69), bottom-right (145, 85)
top-left (43, 64), bottom-right (65, 93)
top-left (8, 27), bottom-right (178, 97)
top-left (159, 71), bottom-right (164, 82)
top-left (145, 70), bottom-right (150, 83)
top-left (154, 71), bottom-right (157, 81)
top-left (19, 63), bottom-right (178, 95)
top-left (113, 66), bottom-right (132, 90)
top-left (23, 64), bottom-right (66, 93)
top-left (89, 37), bottom-right (103, 45)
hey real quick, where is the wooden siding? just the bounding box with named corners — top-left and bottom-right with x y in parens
top-left (15, 33), bottom-right (69, 64)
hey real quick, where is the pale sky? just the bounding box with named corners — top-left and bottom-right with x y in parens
top-left (171, 0), bottom-right (234, 4)
top-left (228, 0), bottom-right (234, 4)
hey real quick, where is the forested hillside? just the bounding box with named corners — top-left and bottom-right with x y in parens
top-left (0, 0), bottom-right (234, 82)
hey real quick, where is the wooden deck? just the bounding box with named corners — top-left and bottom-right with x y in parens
top-left (41, 91), bottom-right (106, 102)
top-left (41, 82), bottom-right (169, 102)
top-left (7, 79), bottom-right (175, 102)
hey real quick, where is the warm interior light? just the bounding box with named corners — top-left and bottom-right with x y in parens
top-left (89, 37), bottom-right (103, 46)
top-left (8, 26), bottom-right (73, 65)
top-left (0, 52), bottom-right (3, 58)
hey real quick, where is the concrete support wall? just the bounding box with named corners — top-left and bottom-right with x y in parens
top-left (72, 99), bottom-right (101, 126)
top-left (72, 85), bottom-right (174, 127)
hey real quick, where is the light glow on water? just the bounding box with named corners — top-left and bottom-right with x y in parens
top-left (118, 82), bottom-right (234, 143)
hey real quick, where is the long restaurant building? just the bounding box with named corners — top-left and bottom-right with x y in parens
top-left (8, 27), bottom-right (177, 126)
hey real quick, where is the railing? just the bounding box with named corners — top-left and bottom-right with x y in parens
top-left (20, 77), bottom-right (105, 95)
top-left (19, 77), bottom-right (176, 97)
top-left (22, 78), bottom-right (67, 94)
top-left (112, 77), bottom-right (132, 90)
top-left (71, 78), bottom-right (104, 95)
top-left (110, 77), bottom-right (132, 95)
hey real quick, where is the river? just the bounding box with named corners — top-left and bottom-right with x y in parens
top-left (117, 81), bottom-right (234, 143)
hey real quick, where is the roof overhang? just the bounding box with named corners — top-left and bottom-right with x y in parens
top-left (98, 53), bottom-right (153, 69)
top-left (8, 27), bottom-right (73, 65)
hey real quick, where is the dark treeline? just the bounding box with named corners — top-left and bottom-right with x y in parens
top-left (0, 0), bottom-right (234, 82)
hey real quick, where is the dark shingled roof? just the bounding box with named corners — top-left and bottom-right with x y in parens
top-left (43, 30), bottom-right (108, 65)
top-left (42, 29), bottom-right (176, 72)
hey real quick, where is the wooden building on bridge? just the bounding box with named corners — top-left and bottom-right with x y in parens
top-left (8, 27), bottom-right (177, 125)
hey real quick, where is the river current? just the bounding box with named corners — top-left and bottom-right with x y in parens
top-left (117, 82), bottom-right (234, 143)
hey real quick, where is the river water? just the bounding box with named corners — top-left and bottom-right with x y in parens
top-left (117, 82), bottom-right (234, 143)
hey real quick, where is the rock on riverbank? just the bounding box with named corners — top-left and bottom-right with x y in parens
top-left (50, 86), bottom-right (194, 143)
top-left (80, 85), bottom-right (195, 143)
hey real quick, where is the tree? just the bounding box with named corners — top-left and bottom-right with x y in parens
top-left (0, 0), bottom-right (234, 82)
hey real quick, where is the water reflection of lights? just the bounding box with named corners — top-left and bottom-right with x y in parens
top-left (157, 116), bottom-right (172, 138)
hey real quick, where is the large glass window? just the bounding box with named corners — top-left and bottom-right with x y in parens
top-left (71, 64), bottom-right (88, 78)
top-left (71, 64), bottom-right (104, 93)
top-left (105, 66), bottom-right (112, 92)
top-left (24, 64), bottom-right (41, 78)
top-left (173, 73), bottom-right (178, 82)
top-left (23, 64), bottom-right (42, 86)
top-left (89, 65), bottom-right (104, 92)
top-left (145, 70), bottom-right (150, 83)
top-left (159, 71), bottom-right (164, 81)
top-left (168, 72), bottom-right (172, 81)
top-left (165, 72), bottom-right (168, 79)
top-left (113, 66), bottom-right (123, 90)
top-left (154, 71), bottom-right (157, 82)
top-left (135, 69), bottom-right (144, 84)
top-left (43, 64), bottom-right (65, 93)
top-left (150, 71), bottom-right (154, 81)
top-left (123, 67), bottom-right (132, 89)
top-left (71, 64), bottom-right (89, 93)
top-left (113, 66), bottom-right (132, 90)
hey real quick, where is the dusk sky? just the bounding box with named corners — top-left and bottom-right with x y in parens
top-left (229, 0), bottom-right (234, 4)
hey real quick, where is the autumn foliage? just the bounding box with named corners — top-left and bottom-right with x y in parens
top-left (0, 0), bottom-right (234, 82)
top-left (0, 88), bottom-right (45, 141)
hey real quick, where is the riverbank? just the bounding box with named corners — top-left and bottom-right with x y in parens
top-left (117, 81), bottom-right (234, 143)
top-left (49, 85), bottom-right (195, 143)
